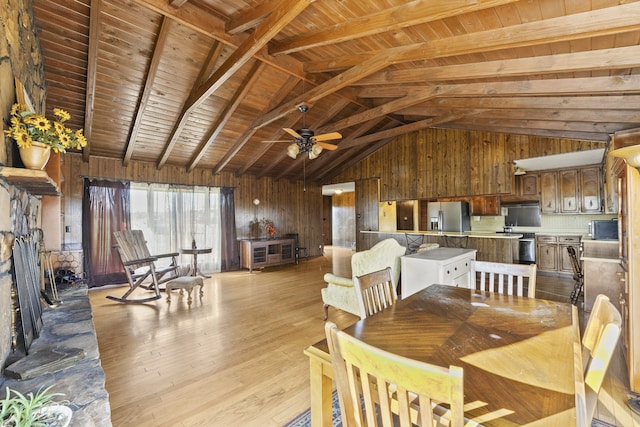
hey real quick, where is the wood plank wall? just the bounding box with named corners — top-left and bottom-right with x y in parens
top-left (60, 154), bottom-right (324, 258)
top-left (333, 128), bottom-right (604, 201)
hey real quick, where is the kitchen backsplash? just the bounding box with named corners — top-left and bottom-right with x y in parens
top-left (471, 213), bottom-right (617, 234)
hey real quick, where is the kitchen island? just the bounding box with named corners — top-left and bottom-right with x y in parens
top-left (360, 230), bottom-right (519, 263)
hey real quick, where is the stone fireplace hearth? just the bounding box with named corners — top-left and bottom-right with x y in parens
top-left (0, 175), bottom-right (111, 426)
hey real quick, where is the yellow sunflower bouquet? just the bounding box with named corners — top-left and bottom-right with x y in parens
top-left (4, 103), bottom-right (87, 153)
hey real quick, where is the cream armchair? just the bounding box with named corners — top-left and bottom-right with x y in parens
top-left (321, 238), bottom-right (406, 319)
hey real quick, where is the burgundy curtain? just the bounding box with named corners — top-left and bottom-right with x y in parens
top-left (83, 179), bottom-right (130, 287)
top-left (220, 187), bottom-right (239, 271)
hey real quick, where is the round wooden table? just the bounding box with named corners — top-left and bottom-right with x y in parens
top-left (179, 247), bottom-right (212, 278)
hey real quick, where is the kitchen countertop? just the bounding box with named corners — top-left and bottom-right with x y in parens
top-left (361, 230), bottom-right (522, 239)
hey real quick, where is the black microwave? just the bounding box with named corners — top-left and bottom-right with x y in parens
top-left (588, 219), bottom-right (619, 240)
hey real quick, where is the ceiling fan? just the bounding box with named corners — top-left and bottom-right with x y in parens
top-left (277, 105), bottom-right (342, 159)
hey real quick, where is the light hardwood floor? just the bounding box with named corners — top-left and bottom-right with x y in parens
top-left (90, 247), bottom-right (640, 427)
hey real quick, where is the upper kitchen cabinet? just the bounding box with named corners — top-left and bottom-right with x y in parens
top-left (540, 172), bottom-right (558, 214)
top-left (539, 166), bottom-right (603, 214)
top-left (518, 174), bottom-right (539, 198)
top-left (559, 170), bottom-right (579, 213)
top-left (580, 166), bottom-right (603, 214)
top-left (469, 196), bottom-right (500, 216)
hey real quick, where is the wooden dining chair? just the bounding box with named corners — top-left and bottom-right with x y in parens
top-left (469, 260), bottom-right (537, 298)
top-left (325, 322), bottom-right (465, 427)
top-left (354, 267), bottom-right (397, 319)
top-left (577, 294), bottom-right (622, 424)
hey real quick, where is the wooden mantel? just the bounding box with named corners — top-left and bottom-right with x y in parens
top-left (0, 167), bottom-right (60, 196)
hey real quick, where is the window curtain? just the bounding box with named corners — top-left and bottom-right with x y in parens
top-left (220, 187), bottom-right (239, 271)
top-left (129, 183), bottom-right (222, 273)
top-left (83, 179), bottom-right (130, 287)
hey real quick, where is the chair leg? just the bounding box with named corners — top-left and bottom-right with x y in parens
top-left (323, 304), bottom-right (329, 321)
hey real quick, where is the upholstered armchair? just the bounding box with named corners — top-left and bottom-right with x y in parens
top-left (321, 238), bottom-right (406, 319)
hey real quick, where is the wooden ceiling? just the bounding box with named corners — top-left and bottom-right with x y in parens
top-left (32, 0), bottom-right (640, 182)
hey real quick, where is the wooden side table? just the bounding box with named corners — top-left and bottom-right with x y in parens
top-left (179, 247), bottom-right (212, 278)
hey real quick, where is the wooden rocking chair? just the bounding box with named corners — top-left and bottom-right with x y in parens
top-left (107, 230), bottom-right (180, 303)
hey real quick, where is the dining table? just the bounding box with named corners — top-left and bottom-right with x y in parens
top-left (304, 284), bottom-right (583, 426)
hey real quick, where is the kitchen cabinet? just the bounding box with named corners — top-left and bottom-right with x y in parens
top-left (536, 234), bottom-right (581, 274)
top-left (582, 240), bottom-right (622, 312)
top-left (469, 196), bottom-right (500, 216)
top-left (559, 170), bottom-right (579, 213)
top-left (240, 238), bottom-right (295, 272)
top-left (539, 172), bottom-right (558, 214)
top-left (558, 236), bottom-right (581, 274)
top-left (538, 166), bottom-right (603, 214)
top-left (400, 248), bottom-right (477, 298)
top-left (580, 166), bottom-right (602, 213)
top-left (517, 174), bottom-right (538, 197)
top-left (536, 235), bottom-right (558, 271)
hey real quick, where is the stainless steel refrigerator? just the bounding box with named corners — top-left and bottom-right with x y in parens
top-left (426, 201), bottom-right (471, 232)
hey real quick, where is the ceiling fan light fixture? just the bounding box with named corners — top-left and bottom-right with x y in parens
top-left (514, 166), bottom-right (527, 175)
top-left (309, 143), bottom-right (323, 159)
top-left (287, 143), bottom-right (300, 159)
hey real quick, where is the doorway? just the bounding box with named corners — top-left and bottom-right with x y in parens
top-left (322, 182), bottom-right (355, 249)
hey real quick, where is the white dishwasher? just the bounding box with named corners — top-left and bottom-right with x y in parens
top-left (400, 247), bottom-right (477, 299)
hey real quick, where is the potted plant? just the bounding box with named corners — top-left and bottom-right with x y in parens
top-left (4, 103), bottom-right (87, 170)
top-left (0, 386), bottom-right (72, 427)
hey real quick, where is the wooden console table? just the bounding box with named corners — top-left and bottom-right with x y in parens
top-left (240, 238), bottom-right (295, 272)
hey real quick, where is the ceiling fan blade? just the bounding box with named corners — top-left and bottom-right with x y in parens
top-left (283, 128), bottom-right (303, 139)
top-left (313, 132), bottom-right (342, 142)
top-left (316, 142), bottom-right (338, 150)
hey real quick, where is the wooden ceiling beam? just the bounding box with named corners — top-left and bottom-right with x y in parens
top-left (123, 16), bottom-right (172, 166)
top-left (187, 61), bottom-right (264, 172)
top-left (232, 76), bottom-right (302, 176)
top-left (269, 0), bottom-right (520, 55)
top-left (316, 137), bottom-right (395, 183)
top-left (424, 95), bottom-right (640, 111)
top-left (355, 45), bottom-right (640, 85)
top-left (338, 112), bottom-right (472, 150)
top-left (157, 0), bottom-right (314, 168)
top-left (441, 123), bottom-right (610, 142)
top-left (305, 3), bottom-right (640, 73)
top-left (168, 0), bottom-right (189, 7)
top-left (226, 2), bottom-right (278, 34)
top-left (398, 107), bottom-right (640, 124)
top-left (304, 116), bottom-right (385, 178)
top-left (82, 0), bottom-right (102, 162)
top-left (325, 75), bottom-right (640, 133)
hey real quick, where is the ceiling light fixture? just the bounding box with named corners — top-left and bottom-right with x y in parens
top-left (514, 166), bottom-right (527, 175)
top-left (334, 188), bottom-right (343, 195)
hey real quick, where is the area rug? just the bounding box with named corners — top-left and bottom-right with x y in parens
top-left (284, 390), bottom-right (342, 427)
top-left (284, 391), bottom-right (617, 427)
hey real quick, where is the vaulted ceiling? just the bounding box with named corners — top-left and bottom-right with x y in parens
top-left (32, 0), bottom-right (640, 182)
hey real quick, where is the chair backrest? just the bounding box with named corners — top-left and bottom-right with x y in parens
top-left (325, 322), bottom-right (465, 427)
top-left (469, 260), bottom-right (537, 298)
top-left (566, 246), bottom-right (583, 281)
top-left (354, 267), bottom-right (397, 319)
top-left (351, 239), bottom-right (406, 289)
top-left (580, 294), bottom-right (622, 423)
top-left (113, 230), bottom-right (153, 270)
top-left (405, 233), bottom-right (424, 254)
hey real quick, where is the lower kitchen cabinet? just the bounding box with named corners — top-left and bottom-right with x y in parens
top-left (536, 234), bottom-right (581, 274)
top-left (400, 247), bottom-right (477, 299)
top-left (581, 240), bottom-right (622, 312)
